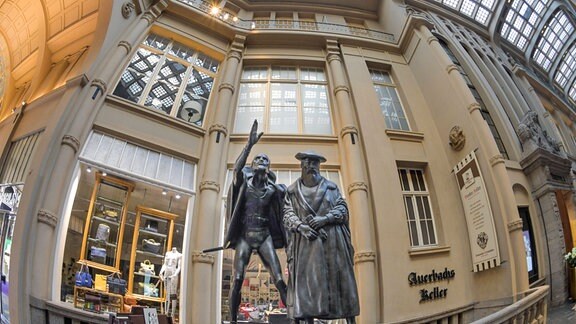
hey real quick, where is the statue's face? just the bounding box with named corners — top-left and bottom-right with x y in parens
top-left (252, 153), bottom-right (270, 172)
top-left (301, 158), bottom-right (320, 175)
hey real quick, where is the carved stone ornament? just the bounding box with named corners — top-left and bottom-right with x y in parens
top-left (199, 180), bottom-right (220, 193)
top-left (449, 125), bottom-right (466, 151)
top-left (61, 134), bottom-right (80, 153)
top-left (191, 251), bottom-right (215, 264)
top-left (38, 209), bottom-right (58, 228)
top-left (517, 111), bottom-right (561, 154)
top-left (122, 2), bottom-right (135, 18)
top-left (354, 251), bottom-right (376, 264)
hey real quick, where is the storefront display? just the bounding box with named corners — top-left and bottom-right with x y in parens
top-left (79, 173), bottom-right (134, 272)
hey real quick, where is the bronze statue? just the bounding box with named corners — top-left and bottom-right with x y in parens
top-left (283, 151), bottom-right (359, 324)
top-left (224, 120), bottom-right (288, 323)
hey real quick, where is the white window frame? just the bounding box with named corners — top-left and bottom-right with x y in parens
top-left (398, 168), bottom-right (438, 247)
top-left (233, 65), bottom-right (333, 135)
top-left (370, 69), bottom-right (411, 131)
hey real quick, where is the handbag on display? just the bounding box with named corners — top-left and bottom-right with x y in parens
top-left (107, 272), bottom-right (127, 295)
top-left (138, 260), bottom-right (155, 275)
top-left (74, 263), bottom-right (92, 288)
top-left (138, 282), bottom-right (159, 297)
top-left (103, 207), bottom-right (119, 219)
top-left (90, 245), bottom-right (107, 263)
top-left (141, 238), bottom-right (162, 254)
top-left (144, 219), bottom-right (158, 232)
top-left (95, 223), bottom-right (110, 242)
top-left (94, 274), bottom-right (107, 291)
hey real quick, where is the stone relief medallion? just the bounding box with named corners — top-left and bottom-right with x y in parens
top-left (477, 231), bottom-right (488, 249)
top-left (449, 125), bottom-right (466, 151)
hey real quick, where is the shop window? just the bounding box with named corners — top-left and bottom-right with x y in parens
top-left (113, 33), bottom-right (219, 127)
top-left (369, 69), bottom-right (410, 131)
top-left (519, 207), bottom-right (539, 283)
top-left (233, 66), bottom-right (332, 135)
top-left (398, 168), bottom-right (438, 247)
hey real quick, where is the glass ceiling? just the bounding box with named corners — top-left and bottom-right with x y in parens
top-left (433, 0), bottom-right (496, 25)
top-left (532, 10), bottom-right (574, 71)
top-left (500, 0), bottom-right (549, 50)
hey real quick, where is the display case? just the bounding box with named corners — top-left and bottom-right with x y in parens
top-left (80, 173), bottom-right (134, 272)
top-left (127, 206), bottom-right (177, 304)
top-left (74, 286), bottom-right (124, 314)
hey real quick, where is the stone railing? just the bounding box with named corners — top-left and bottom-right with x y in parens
top-left (472, 285), bottom-right (549, 324)
top-left (177, 0), bottom-right (395, 42)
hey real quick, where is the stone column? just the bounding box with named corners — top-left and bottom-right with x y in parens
top-left (20, 2), bottom-right (169, 322)
top-left (326, 39), bottom-right (379, 323)
top-left (418, 24), bottom-right (529, 296)
top-left (187, 35), bottom-right (245, 324)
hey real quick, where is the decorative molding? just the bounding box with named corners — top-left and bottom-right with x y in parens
top-left (191, 251), bottom-right (215, 265)
top-left (467, 102), bottom-right (481, 114)
top-left (227, 50), bottom-right (242, 62)
top-left (38, 209), bottom-right (58, 228)
top-left (333, 85), bottom-right (349, 95)
top-left (118, 41), bottom-right (132, 54)
top-left (507, 219), bottom-right (523, 232)
top-left (229, 35), bottom-right (246, 56)
top-left (354, 251), bottom-right (376, 264)
top-left (348, 182), bottom-right (368, 195)
top-left (209, 124), bottom-right (228, 137)
top-left (61, 135), bottom-right (80, 153)
top-left (448, 125), bottom-right (465, 151)
top-left (91, 79), bottom-right (107, 93)
top-left (339, 125), bottom-right (358, 139)
top-left (326, 52), bottom-right (341, 64)
top-left (121, 2), bottom-right (135, 18)
top-left (218, 83), bottom-right (235, 93)
top-left (489, 154), bottom-right (505, 167)
top-left (517, 111), bottom-right (562, 154)
top-left (446, 64), bottom-right (459, 74)
top-left (142, 12), bottom-right (156, 25)
top-left (200, 180), bottom-right (220, 193)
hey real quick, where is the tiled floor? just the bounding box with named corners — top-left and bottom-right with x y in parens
top-left (548, 300), bottom-right (576, 323)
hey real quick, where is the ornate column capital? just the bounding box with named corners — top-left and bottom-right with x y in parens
top-left (507, 219), bottom-right (523, 232)
top-left (218, 83), bottom-right (235, 93)
top-left (118, 40), bottom-right (132, 55)
top-left (209, 124), bottom-right (228, 137)
top-left (333, 85), bottom-right (350, 96)
top-left (339, 125), bottom-right (358, 139)
top-left (348, 182), bottom-right (368, 195)
top-left (467, 102), bottom-right (481, 114)
top-left (489, 154), bottom-right (505, 167)
top-left (38, 209), bottom-right (58, 228)
top-left (227, 50), bottom-right (243, 62)
top-left (192, 251), bottom-right (215, 264)
top-left (91, 78), bottom-right (107, 93)
top-left (327, 52), bottom-right (342, 64)
top-left (61, 134), bottom-right (80, 153)
top-left (200, 180), bottom-right (220, 193)
top-left (354, 251), bottom-right (376, 265)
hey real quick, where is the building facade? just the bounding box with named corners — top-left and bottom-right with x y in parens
top-left (0, 0), bottom-right (574, 323)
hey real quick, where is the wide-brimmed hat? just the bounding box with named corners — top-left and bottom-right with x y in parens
top-left (295, 150), bottom-right (327, 163)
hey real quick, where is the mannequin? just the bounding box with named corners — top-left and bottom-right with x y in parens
top-left (159, 247), bottom-right (182, 317)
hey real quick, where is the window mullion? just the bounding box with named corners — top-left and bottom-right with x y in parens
top-left (264, 67), bottom-right (271, 133)
top-left (138, 52), bottom-right (169, 106)
top-left (170, 63), bottom-right (194, 117)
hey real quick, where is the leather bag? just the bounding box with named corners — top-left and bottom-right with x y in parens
top-left (139, 259), bottom-right (155, 275)
top-left (94, 274), bottom-right (107, 291)
top-left (141, 238), bottom-right (161, 254)
top-left (107, 272), bottom-right (127, 295)
top-left (74, 263), bottom-right (92, 288)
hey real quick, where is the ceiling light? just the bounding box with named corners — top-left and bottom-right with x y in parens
top-left (175, 194), bottom-right (181, 199)
top-left (162, 189), bottom-right (167, 196)
top-left (101, 171), bottom-right (107, 177)
top-left (223, 13), bottom-right (229, 20)
top-left (210, 6), bottom-right (220, 15)
top-left (232, 16), bottom-right (238, 22)
top-left (86, 167), bottom-right (92, 173)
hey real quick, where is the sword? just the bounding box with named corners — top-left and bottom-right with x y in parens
top-left (202, 242), bottom-right (230, 253)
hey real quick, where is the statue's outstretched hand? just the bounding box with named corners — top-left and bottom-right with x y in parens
top-left (298, 224), bottom-right (318, 241)
top-left (248, 120), bottom-right (264, 147)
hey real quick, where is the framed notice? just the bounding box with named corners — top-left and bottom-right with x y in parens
top-left (143, 308), bottom-right (159, 324)
top-left (453, 151), bottom-right (501, 272)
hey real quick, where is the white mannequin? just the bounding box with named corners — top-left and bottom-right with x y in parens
top-left (159, 247), bottom-right (182, 317)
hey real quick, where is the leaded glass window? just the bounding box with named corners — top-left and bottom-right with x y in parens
top-left (234, 66), bottom-right (332, 135)
top-left (113, 34), bottom-right (219, 126)
top-left (554, 42), bottom-right (576, 90)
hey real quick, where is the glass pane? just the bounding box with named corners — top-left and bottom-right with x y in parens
top-left (271, 66), bottom-right (296, 80)
top-left (143, 151), bottom-right (160, 178)
top-left (410, 170), bottom-right (420, 191)
top-left (176, 68), bottom-right (213, 126)
top-left (415, 170), bottom-right (426, 191)
top-left (235, 83), bottom-right (266, 133)
top-left (269, 83), bottom-right (297, 133)
top-left (420, 220), bottom-right (430, 245)
top-left (399, 169), bottom-right (410, 191)
top-left (300, 67), bottom-right (326, 81)
top-left (409, 221), bottom-right (419, 246)
top-left (113, 49), bottom-right (161, 103)
top-left (242, 67), bottom-right (268, 80)
top-left (405, 196), bottom-right (415, 220)
top-left (145, 58), bottom-right (187, 114)
top-left (195, 53), bottom-right (220, 73)
top-left (302, 84), bottom-right (330, 134)
top-left (143, 34), bottom-right (169, 50)
top-left (427, 220), bottom-right (436, 245)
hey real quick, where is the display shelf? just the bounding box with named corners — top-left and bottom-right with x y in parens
top-left (74, 286), bottom-right (124, 314)
top-left (79, 173), bottom-right (134, 272)
top-left (126, 206), bottom-right (178, 308)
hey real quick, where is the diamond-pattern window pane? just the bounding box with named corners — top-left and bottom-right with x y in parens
top-left (533, 10), bottom-right (574, 71)
top-left (113, 33), bottom-right (219, 123)
top-left (500, 0), bottom-right (550, 50)
top-left (81, 132), bottom-right (196, 192)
